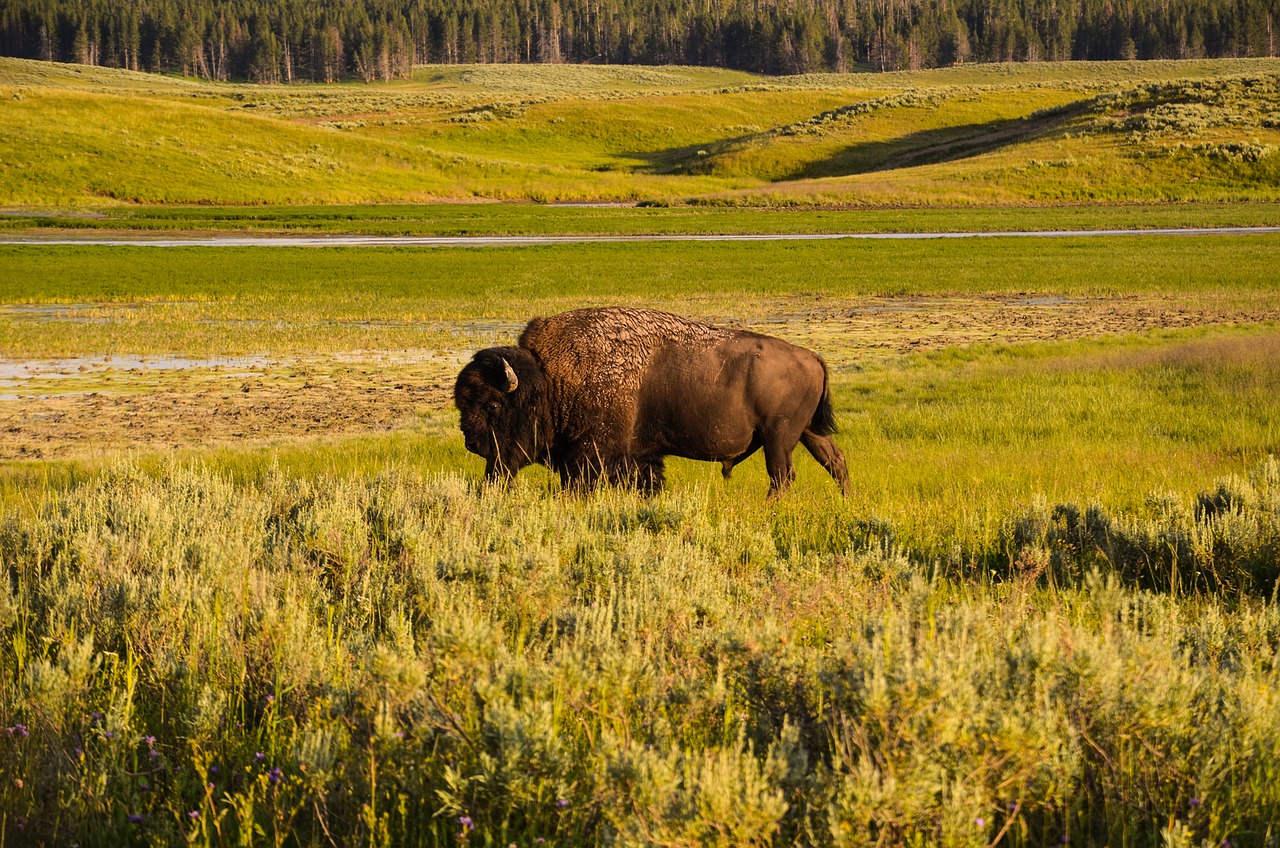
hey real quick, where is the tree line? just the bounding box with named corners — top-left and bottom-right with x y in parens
top-left (1, 0), bottom-right (1276, 81)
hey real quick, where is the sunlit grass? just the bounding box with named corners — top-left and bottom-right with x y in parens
top-left (3, 56), bottom-right (1279, 208)
top-left (3, 446), bottom-right (1280, 844)
top-left (5, 202), bottom-right (1280, 238)
top-left (2, 233), bottom-right (1279, 354)
top-left (5, 53), bottom-right (1280, 836)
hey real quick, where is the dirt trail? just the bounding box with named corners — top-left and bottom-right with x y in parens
top-left (4, 227), bottom-right (1280, 247)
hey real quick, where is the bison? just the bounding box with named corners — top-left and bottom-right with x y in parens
top-left (454, 307), bottom-right (850, 497)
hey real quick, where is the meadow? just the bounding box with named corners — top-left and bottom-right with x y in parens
top-left (3, 232), bottom-right (1280, 845)
top-left (4, 54), bottom-right (1280, 847)
top-left (2, 57), bottom-right (1280, 209)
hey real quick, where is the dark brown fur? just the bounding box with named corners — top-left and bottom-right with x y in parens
top-left (454, 307), bottom-right (850, 497)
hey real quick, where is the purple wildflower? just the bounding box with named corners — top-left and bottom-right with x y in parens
top-left (266, 695), bottom-right (275, 704)
top-left (459, 815), bottom-right (473, 828)
top-left (209, 765), bottom-right (217, 774)
top-left (188, 810), bottom-right (200, 820)
top-left (104, 731), bottom-right (113, 739)
top-left (128, 814), bottom-right (145, 824)
top-left (144, 735), bottom-right (156, 747)
top-left (74, 747), bottom-right (84, 757)
top-left (556, 798), bottom-right (569, 809)
top-left (254, 752), bottom-right (265, 762)
top-left (268, 768), bottom-right (283, 784)
top-left (1189, 797), bottom-right (1202, 807)
top-left (139, 783), bottom-right (150, 792)
top-left (91, 712), bottom-right (103, 722)
top-left (975, 818), bottom-right (986, 827)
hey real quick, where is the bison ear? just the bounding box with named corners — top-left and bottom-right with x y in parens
top-left (501, 357), bottom-right (519, 393)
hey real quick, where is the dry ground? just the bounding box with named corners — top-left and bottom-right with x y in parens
top-left (2, 293), bottom-right (1275, 461)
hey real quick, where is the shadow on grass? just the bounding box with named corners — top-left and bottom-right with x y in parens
top-left (789, 115), bottom-right (1044, 179)
top-left (621, 100), bottom-right (1091, 180)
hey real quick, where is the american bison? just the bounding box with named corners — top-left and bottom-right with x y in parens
top-left (454, 307), bottom-right (850, 497)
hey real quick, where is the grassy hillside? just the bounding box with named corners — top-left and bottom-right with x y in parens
top-left (2, 57), bottom-right (1279, 208)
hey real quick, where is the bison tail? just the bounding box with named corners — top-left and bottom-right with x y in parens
top-left (809, 361), bottom-right (838, 437)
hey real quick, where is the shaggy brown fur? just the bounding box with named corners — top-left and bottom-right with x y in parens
top-left (455, 307), bottom-right (849, 497)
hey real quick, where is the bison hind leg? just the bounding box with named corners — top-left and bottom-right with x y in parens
top-left (801, 430), bottom-right (851, 496)
top-left (763, 437), bottom-right (798, 498)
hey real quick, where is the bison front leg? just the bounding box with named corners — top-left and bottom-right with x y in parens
top-left (634, 457), bottom-right (665, 496)
top-left (720, 438), bottom-right (762, 481)
top-left (606, 455), bottom-right (665, 495)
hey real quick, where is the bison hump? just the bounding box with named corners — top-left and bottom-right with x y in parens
top-left (520, 307), bottom-right (732, 434)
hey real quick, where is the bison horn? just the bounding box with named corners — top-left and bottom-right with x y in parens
top-left (501, 357), bottom-right (519, 393)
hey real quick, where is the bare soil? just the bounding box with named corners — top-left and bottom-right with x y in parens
top-left (2, 294), bottom-right (1275, 461)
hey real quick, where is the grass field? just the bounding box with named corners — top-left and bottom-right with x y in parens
top-left (6, 202), bottom-right (1280, 238)
top-left (3, 57), bottom-right (1280, 210)
top-left (4, 55), bottom-right (1280, 847)
top-left (3, 233), bottom-right (1280, 844)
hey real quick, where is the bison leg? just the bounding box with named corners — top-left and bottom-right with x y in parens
top-left (634, 457), bottom-right (666, 496)
top-left (719, 450), bottom-right (754, 480)
top-left (762, 431), bottom-right (799, 498)
top-left (801, 430), bottom-right (851, 496)
top-left (607, 455), bottom-right (665, 495)
top-left (557, 458), bottom-right (602, 493)
top-left (720, 439), bottom-right (763, 481)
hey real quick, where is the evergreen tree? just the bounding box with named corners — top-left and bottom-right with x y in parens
top-left (1, 0), bottom-right (1276, 80)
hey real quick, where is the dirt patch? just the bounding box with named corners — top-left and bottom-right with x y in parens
top-left (1, 295), bottom-right (1275, 461)
top-left (0, 364), bottom-right (452, 461)
top-left (753, 293), bottom-right (1275, 366)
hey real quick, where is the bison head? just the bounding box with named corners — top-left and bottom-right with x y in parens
top-left (454, 346), bottom-right (548, 482)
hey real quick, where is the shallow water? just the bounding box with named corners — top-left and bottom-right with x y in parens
top-left (0, 354), bottom-right (273, 385)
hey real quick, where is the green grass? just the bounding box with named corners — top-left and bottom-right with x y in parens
top-left (6, 202), bottom-right (1280, 238)
top-left (4, 452), bottom-right (1280, 845)
top-left (4, 295), bottom-right (1280, 842)
top-left (3, 56), bottom-right (1280, 209)
top-left (2, 235), bottom-right (1279, 554)
top-left (5, 55), bottom-right (1280, 838)
top-left (2, 234), bottom-right (1279, 356)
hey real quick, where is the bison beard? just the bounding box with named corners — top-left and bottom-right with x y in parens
top-left (454, 307), bottom-right (850, 497)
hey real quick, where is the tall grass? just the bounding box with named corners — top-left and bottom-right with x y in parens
top-left (3, 460), bottom-right (1280, 845)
